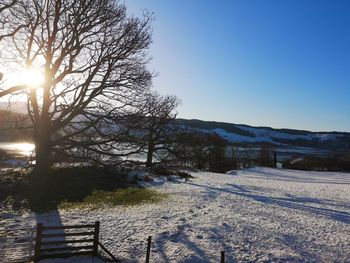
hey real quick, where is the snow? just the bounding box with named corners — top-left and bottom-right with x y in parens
top-left (39, 256), bottom-right (103, 263)
top-left (1, 167), bottom-right (350, 262)
top-left (236, 125), bottom-right (315, 141)
top-left (207, 125), bottom-right (341, 144)
top-left (211, 128), bottom-right (269, 143)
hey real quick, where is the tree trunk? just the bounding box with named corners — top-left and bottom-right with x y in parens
top-left (32, 124), bottom-right (52, 184)
top-left (146, 140), bottom-right (154, 167)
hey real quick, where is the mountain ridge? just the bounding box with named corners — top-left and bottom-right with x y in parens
top-left (176, 118), bottom-right (350, 151)
top-left (177, 118), bottom-right (350, 135)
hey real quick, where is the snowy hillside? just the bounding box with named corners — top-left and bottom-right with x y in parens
top-left (2, 168), bottom-right (350, 262)
top-left (177, 119), bottom-right (350, 150)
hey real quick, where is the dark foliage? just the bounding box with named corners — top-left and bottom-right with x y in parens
top-left (151, 165), bottom-right (174, 176)
top-left (176, 171), bottom-right (194, 179)
top-left (0, 166), bottom-right (129, 212)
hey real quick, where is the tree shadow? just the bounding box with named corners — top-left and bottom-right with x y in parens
top-left (153, 224), bottom-right (234, 263)
top-left (34, 209), bottom-right (67, 260)
top-left (239, 192), bottom-right (350, 224)
top-left (154, 225), bottom-right (207, 263)
top-left (225, 183), bottom-right (250, 193)
top-left (187, 181), bottom-right (350, 224)
top-left (242, 168), bottom-right (350, 185)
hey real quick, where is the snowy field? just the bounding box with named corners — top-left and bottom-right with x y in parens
top-left (1, 167), bottom-right (350, 262)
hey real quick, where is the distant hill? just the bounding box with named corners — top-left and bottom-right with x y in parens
top-left (176, 119), bottom-right (350, 152)
top-left (0, 101), bottom-right (28, 114)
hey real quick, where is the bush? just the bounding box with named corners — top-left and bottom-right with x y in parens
top-left (151, 165), bottom-right (173, 176)
top-left (0, 166), bottom-right (130, 212)
top-left (176, 171), bottom-right (194, 179)
top-left (144, 174), bottom-right (153, 182)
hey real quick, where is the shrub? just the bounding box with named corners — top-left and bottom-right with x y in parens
top-left (176, 171), bottom-right (194, 179)
top-left (151, 165), bottom-right (173, 176)
top-left (1, 166), bottom-right (129, 212)
top-left (144, 174), bottom-right (153, 182)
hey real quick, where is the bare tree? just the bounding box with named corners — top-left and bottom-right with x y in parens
top-left (259, 143), bottom-right (273, 167)
top-left (172, 132), bottom-right (210, 169)
top-left (0, 1), bottom-right (24, 44)
top-left (138, 91), bottom-right (180, 167)
top-left (0, 0), bottom-right (153, 181)
top-left (0, 0), bottom-right (28, 95)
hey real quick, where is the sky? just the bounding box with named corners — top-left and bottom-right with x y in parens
top-left (125, 0), bottom-right (350, 132)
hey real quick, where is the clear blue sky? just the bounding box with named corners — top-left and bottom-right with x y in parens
top-left (126, 0), bottom-right (350, 132)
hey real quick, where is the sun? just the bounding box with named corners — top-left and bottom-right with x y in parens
top-left (3, 67), bottom-right (44, 89)
top-left (19, 68), bottom-right (45, 87)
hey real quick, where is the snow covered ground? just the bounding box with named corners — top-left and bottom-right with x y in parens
top-left (1, 167), bottom-right (350, 262)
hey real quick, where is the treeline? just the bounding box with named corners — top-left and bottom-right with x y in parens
top-left (159, 132), bottom-right (277, 173)
top-left (283, 154), bottom-right (350, 172)
top-left (170, 132), bottom-right (237, 173)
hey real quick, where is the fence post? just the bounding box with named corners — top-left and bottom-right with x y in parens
top-left (220, 250), bottom-right (225, 263)
top-left (93, 221), bottom-right (100, 256)
top-left (145, 236), bottom-right (152, 263)
top-left (34, 223), bottom-right (43, 262)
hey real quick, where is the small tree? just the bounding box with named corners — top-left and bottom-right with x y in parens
top-left (171, 132), bottom-right (196, 167)
top-left (207, 134), bottom-right (228, 173)
top-left (259, 143), bottom-right (274, 167)
top-left (139, 91), bottom-right (180, 167)
top-left (172, 131), bottom-right (210, 169)
top-left (228, 146), bottom-right (239, 170)
top-left (171, 131), bottom-right (233, 172)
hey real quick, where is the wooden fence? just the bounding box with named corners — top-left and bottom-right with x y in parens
top-left (34, 223), bottom-right (227, 262)
top-left (34, 221), bottom-right (117, 262)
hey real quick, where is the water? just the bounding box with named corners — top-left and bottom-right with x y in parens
top-left (230, 146), bottom-right (330, 162)
top-left (0, 142), bottom-right (332, 164)
top-left (0, 142), bottom-right (35, 157)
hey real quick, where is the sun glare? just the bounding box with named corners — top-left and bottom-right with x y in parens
top-left (4, 67), bottom-right (44, 89)
top-left (1, 142), bottom-right (35, 157)
top-left (20, 68), bottom-right (44, 87)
